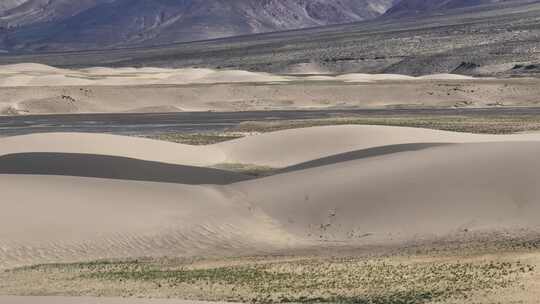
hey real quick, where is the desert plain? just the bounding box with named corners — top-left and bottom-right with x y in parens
top-left (2, 64), bottom-right (540, 304)
top-left (2, 63), bottom-right (540, 115)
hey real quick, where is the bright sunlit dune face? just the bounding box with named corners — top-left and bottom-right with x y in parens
top-left (3, 125), bottom-right (540, 168)
top-left (2, 126), bottom-right (540, 272)
top-left (0, 64), bottom-right (478, 88)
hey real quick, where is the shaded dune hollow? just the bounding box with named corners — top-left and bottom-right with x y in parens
top-left (0, 152), bottom-right (252, 185)
top-left (2, 125), bottom-right (540, 269)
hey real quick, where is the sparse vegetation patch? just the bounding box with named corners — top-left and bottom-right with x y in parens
top-left (232, 115), bottom-right (540, 135)
top-left (143, 115), bottom-right (540, 146)
top-left (3, 255), bottom-right (535, 303)
top-left (144, 133), bottom-right (244, 145)
top-left (211, 163), bottom-right (275, 176)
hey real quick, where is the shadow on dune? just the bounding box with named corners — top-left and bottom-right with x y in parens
top-left (276, 143), bottom-right (454, 174)
top-left (0, 144), bottom-right (454, 184)
top-left (0, 153), bottom-right (252, 185)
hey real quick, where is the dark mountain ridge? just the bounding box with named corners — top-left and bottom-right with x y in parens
top-left (0, 0), bottom-right (395, 52)
top-left (1, 0), bottom-right (539, 78)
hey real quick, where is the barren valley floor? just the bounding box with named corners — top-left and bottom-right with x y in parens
top-left (2, 65), bottom-right (540, 304)
top-left (3, 0), bottom-right (540, 303)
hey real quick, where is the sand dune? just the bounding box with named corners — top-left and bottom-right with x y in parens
top-left (232, 141), bottom-right (540, 243)
top-left (1, 126), bottom-right (540, 271)
top-left (3, 126), bottom-right (540, 169)
top-left (336, 73), bottom-right (417, 82)
top-left (0, 132), bottom-right (224, 167)
top-left (275, 142), bottom-right (452, 173)
top-left (0, 65), bottom-right (291, 87)
top-left (0, 64), bottom-right (477, 88)
top-left (3, 140), bottom-right (540, 269)
top-left (0, 63), bottom-right (67, 74)
top-left (216, 125), bottom-right (540, 167)
top-left (0, 173), bottom-right (297, 269)
top-left (418, 74), bottom-right (475, 80)
top-left (2, 63), bottom-right (537, 114)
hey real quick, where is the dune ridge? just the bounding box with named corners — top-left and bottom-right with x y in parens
top-left (0, 64), bottom-right (475, 88)
top-left (232, 141), bottom-right (540, 243)
top-left (2, 126), bottom-right (540, 270)
top-left (4, 126), bottom-right (540, 168)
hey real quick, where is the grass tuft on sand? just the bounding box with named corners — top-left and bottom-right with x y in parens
top-left (144, 133), bottom-right (244, 145)
top-left (211, 163), bottom-right (275, 176)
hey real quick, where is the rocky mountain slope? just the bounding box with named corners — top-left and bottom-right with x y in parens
top-left (2, 0), bottom-right (539, 77)
top-left (0, 0), bottom-right (395, 52)
top-left (0, 0), bottom-right (106, 27)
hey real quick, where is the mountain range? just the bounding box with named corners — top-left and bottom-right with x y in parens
top-left (1, 0), bottom-right (538, 78)
top-left (0, 0), bottom-right (396, 52)
top-left (0, 0), bottom-right (518, 52)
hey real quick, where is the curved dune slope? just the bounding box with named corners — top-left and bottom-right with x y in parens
top-left (0, 153), bottom-right (251, 185)
top-left (0, 132), bottom-right (224, 166)
top-left (216, 125), bottom-right (540, 167)
top-left (233, 142), bottom-right (540, 242)
top-left (2, 126), bottom-right (540, 269)
top-left (0, 174), bottom-right (296, 269)
top-left (275, 142), bottom-right (452, 173)
top-left (3, 126), bottom-right (540, 168)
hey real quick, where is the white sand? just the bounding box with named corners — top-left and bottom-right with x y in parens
top-left (233, 141), bottom-right (540, 242)
top-left (2, 126), bottom-right (540, 270)
top-left (0, 174), bottom-right (296, 269)
top-left (0, 64), bottom-right (473, 87)
top-left (419, 73), bottom-right (475, 80)
top-left (3, 126), bottom-right (540, 168)
top-left (0, 132), bottom-right (225, 166)
top-left (336, 73), bottom-right (417, 82)
top-left (216, 125), bottom-right (540, 167)
top-left (1, 64), bottom-right (538, 114)
top-left (0, 64), bottom-right (292, 87)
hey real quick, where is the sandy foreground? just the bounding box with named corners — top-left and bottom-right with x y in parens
top-left (2, 125), bottom-right (540, 302)
top-left (0, 296), bottom-right (236, 304)
top-left (1, 63), bottom-right (540, 114)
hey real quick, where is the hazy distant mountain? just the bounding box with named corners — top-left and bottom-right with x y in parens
top-left (0, 0), bottom-right (396, 52)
